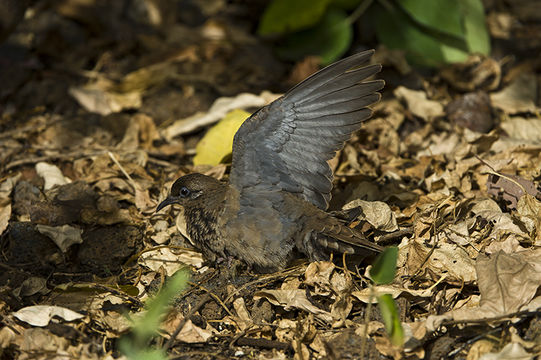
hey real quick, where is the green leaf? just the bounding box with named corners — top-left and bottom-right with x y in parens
top-left (374, 3), bottom-right (466, 66)
top-left (193, 109), bottom-right (250, 166)
top-left (276, 8), bottom-right (353, 65)
top-left (121, 348), bottom-right (168, 360)
top-left (400, 0), bottom-right (465, 39)
top-left (331, 0), bottom-right (362, 10)
top-left (370, 246), bottom-right (398, 285)
top-left (460, 0), bottom-right (491, 55)
top-left (258, 0), bottom-right (332, 35)
top-left (377, 294), bottom-right (404, 346)
top-left (373, 0), bottom-right (489, 67)
top-left (135, 270), bottom-right (189, 340)
top-left (120, 270), bottom-right (189, 360)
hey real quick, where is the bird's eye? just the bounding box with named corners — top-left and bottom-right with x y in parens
top-left (179, 186), bottom-right (191, 198)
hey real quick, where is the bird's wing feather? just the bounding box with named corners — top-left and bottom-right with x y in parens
top-left (230, 50), bottom-right (384, 210)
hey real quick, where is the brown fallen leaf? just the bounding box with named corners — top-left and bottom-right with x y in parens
top-left (490, 72), bottom-right (538, 114)
top-left (486, 173), bottom-right (540, 209)
top-left (394, 86), bottom-right (445, 121)
top-left (426, 249), bottom-right (541, 332)
top-left (254, 289), bottom-right (333, 323)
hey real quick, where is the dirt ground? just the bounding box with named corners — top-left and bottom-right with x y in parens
top-left (1, 1), bottom-right (541, 359)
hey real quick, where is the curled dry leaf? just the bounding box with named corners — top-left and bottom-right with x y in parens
top-left (516, 195), bottom-right (541, 244)
top-left (176, 320), bottom-right (215, 343)
top-left (139, 247), bottom-right (204, 275)
top-left (0, 174), bottom-right (20, 235)
top-left (13, 277), bottom-right (48, 298)
top-left (478, 342), bottom-right (532, 360)
top-left (343, 199), bottom-right (398, 232)
top-left (232, 297), bottom-right (253, 331)
top-left (35, 224), bottom-right (83, 253)
top-left (304, 261), bottom-right (336, 296)
top-left (163, 91), bottom-right (280, 140)
top-left (440, 56), bottom-right (501, 92)
top-left (13, 305), bottom-right (84, 327)
top-left (0, 204), bottom-right (9, 233)
top-left (352, 284), bottom-right (433, 304)
top-left (490, 72), bottom-right (538, 114)
top-left (487, 173), bottom-right (540, 210)
top-left (393, 86), bottom-right (445, 121)
top-left (254, 289), bottom-right (333, 323)
top-left (500, 117), bottom-right (541, 143)
top-left (407, 242), bottom-right (476, 284)
top-left (175, 207), bottom-right (194, 245)
top-left (36, 162), bottom-right (70, 190)
top-left (426, 249), bottom-right (541, 332)
top-left (116, 113), bottom-right (160, 151)
top-left (162, 315), bottom-right (215, 343)
top-left (69, 84), bottom-right (142, 116)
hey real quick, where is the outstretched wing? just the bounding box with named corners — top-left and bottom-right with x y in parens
top-left (230, 50), bottom-right (384, 210)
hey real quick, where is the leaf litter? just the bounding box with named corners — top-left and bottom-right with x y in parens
top-left (1, 1), bottom-right (541, 359)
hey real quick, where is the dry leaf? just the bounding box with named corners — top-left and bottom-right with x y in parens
top-left (69, 85), bottom-right (142, 116)
top-left (13, 305), bottom-right (84, 327)
top-left (407, 242), bottom-right (476, 283)
top-left (254, 289), bottom-right (333, 323)
top-left (500, 117), bottom-right (541, 143)
top-left (394, 86), bottom-right (445, 120)
top-left (163, 91), bottom-right (279, 139)
top-left (193, 109), bottom-right (250, 166)
top-left (426, 249), bottom-right (541, 332)
top-left (139, 247), bottom-right (204, 275)
top-left (304, 261), bottom-right (336, 296)
top-left (352, 284), bottom-right (433, 304)
top-left (13, 277), bottom-right (48, 298)
top-left (477, 342), bottom-right (532, 360)
top-left (36, 162), bottom-right (70, 190)
top-left (343, 199), bottom-right (398, 232)
top-left (490, 73), bottom-right (538, 114)
top-left (35, 224), bottom-right (83, 252)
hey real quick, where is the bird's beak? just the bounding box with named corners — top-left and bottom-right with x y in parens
top-left (156, 197), bottom-right (178, 212)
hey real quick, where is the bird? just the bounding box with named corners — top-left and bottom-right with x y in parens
top-left (157, 50), bottom-right (385, 272)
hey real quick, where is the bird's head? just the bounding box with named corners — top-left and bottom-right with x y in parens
top-left (156, 173), bottom-right (224, 211)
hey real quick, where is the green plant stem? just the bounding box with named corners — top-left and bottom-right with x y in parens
top-left (359, 285), bottom-right (375, 358)
top-left (347, 0), bottom-right (374, 25)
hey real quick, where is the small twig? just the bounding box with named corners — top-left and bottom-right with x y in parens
top-left (376, 226), bottom-right (414, 243)
top-left (0, 113), bottom-right (61, 140)
top-left (235, 336), bottom-right (291, 351)
top-left (359, 285), bottom-right (375, 358)
top-left (229, 329), bottom-right (248, 350)
top-left (441, 307), bottom-right (541, 327)
top-left (223, 265), bottom-right (306, 304)
top-left (108, 151), bottom-right (139, 193)
top-left (91, 284), bottom-right (144, 308)
top-left (4, 150), bottom-right (105, 171)
top-left (446, 331), bottom-right (493, 357)
top-left (188, 282), bottom-right (234, 318)
top-left (347, 0), bottom-right (374, 24)
top-left (146, 155), bottom-right (180, 168)
top-left (164, 293), bottom-right (211, 351)
top-left (123, 244), bottom-right (198, 267)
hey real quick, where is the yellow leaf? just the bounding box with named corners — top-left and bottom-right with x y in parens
top-left (193, 109), bottom-right (250, 166)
